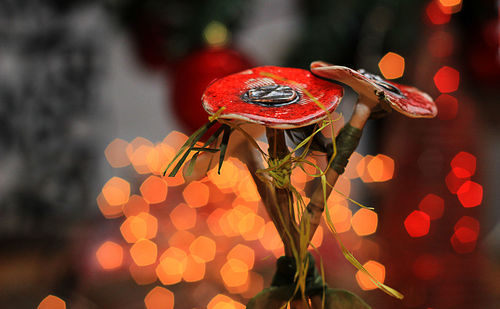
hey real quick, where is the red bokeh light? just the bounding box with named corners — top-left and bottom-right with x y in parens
top-left (456, 181), bottom-right (483, 208)
top-left (404, 211), bottom-right (431, 238)
top-left (435, 94), bottom-right (458, 120)
top-left (433, 66), bottom-right (460, 93)
top-left (450, 216), bottom-right (479, 254)
top-left (450, 151), bottom-right (476, 178)
top-left (425, 1), bottom-right (451, 25)
top-left (418, 193), bottom-right (445, 220)
top-left (454, 216), bottom-right (480, 234)
top-left (412, 254), bottom-right (442, 280)
top-left (445, 168), bottom-right (470, 194)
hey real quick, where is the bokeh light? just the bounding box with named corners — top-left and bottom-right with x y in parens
top-left (412, 254), bottom-right (442, 280)
top-left (435, 94), bottom-right (458, 120)
top-left (426, 1), bottom-right (451, 25)
top-left (183, 255), bottom-right (206, 282)
top-left (433, 66), bottom-right (460, 93)
top-left (367, 154), bottom-right (395, 182)
top-left (378, 52), bottom-right (405, 79)
top-left (207, 294), bottom-right (245, 309)
top-left (169, 230), bottom-right (196, 251)
top-left (445, 168), bottom-right (470, 194)
top-left (123, 194), bottom-right (150, 217)
top-left (140, 176), bottom-right (168, 204)
top-left (130, 239), bottom-right (158, 266)
top-left (102, 177), bottom-right (130, 206)
top-left (220, 259), bottom-right (249, 288)
top-left (456, 181), bottom-right (483, 208)
top-left (351, 209), bottom-right (378, 236)
top-left (418, 193), bottom-right (445, 220)
top-left (327, 202), bottom-right (352, 233)
top-left (356, 260), bottom-right (386, 290)
top-left (105, 138), bottom-right (130, 168)
top-left (190, 236), bottom-right (216, 262)
top-left (97, 192), bottom-right (123, 218)
top-left (38, 295), bottom-right (66, 309)
top-left (129, 263), bottom-right (157, 285)
top-left (156, 248), bottom-right (187, 285)
top-left (259, 221), bottom-right (284, 252)
top-left (404, 211), bottom-right (431, 238)
top-left (144, 286), bottom-right (174, 309)
top-left (96, 241), bottom-right (123, 270)
top-left (450, 151), bottom-right (476, 178)
top-left (170, 203), bottom-right (197, 230)
top-left (438, 0), bottom-right (463, 14)
top-left (227, 244), bottom-right (255, 270)
top-left (183, 181), bottom-right (210, 208)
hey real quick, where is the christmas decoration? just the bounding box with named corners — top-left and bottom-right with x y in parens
top-left (171, 47), bottom-right (252, 132)
top-left (163, 64), bottom-right (436, 307)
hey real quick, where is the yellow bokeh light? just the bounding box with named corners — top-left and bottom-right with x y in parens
top-left (130, 144), bottom-right (154, 174)
top-left (147, 143), bottom-right (175, 175)
top-left (96, 192), bottom-right (123, 218)
top-left (38, 295), bottom-right (66, 309)
top-left (96, 241), bottom-right (123, 270)
top-left (130, 239), bottom-right (158, 266)
top-left (140, 175), bottom-right (168, 204)
top-left (326, 202), bottom-right (352, 233)
top-left (120, 215), bottom-right (147, 243)
top-left (378, 52), bottom-right (405, 79)
top-left (125, 137), bottom-right (154, 168)
top-left (356, 155), bottom-right (375, 183)
top-left (356, 260), bottom-right (386, 290)
top-left (168, 230), bottom-right (195, 252)
top-left (207, 208), bottom-right (226, 236)
top-left (122, 194), bottom-right (150, 217)
top-left (189, 236), bottom-right (216, 262)
top-left (156, 257), bottom-right (185, 285)
top-left (170, 203), bottom-right (197, 230)
top-left (104, 138), bottom-right (130, 168)
top-left (102, 176), bottom-right (130, 206)
top-left (182, 255), bottom-right (206, 282)
top-left (352, 208), bottom-right (378, 236)
top-left (227, 244), bottom-right (255, 270)
top-left (239, 212), bottom-right (265, 241)
top-left (203, 21), bottom-right (229, 47)
top-left (208, 294), bottom-right (245, 309)
top-left (144, 286), bottom-right (174, 309)
top-left (310, 225), bottom-right (323, 248)
top-left (259, 221), bottom-right (283, 251)
top-left (367, 154), bottom-right (394, 182)
top-left (183, 181), bottom-right (210, 208)
top-left (129, 263), bottom-right (157, 285)
top-left (220, 259), bottom-right (249, 287)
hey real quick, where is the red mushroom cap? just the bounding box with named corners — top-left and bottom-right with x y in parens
top-left (311, 62), bottom-right (437, 118)
top-left (202, 66), bottom-right (343, 129)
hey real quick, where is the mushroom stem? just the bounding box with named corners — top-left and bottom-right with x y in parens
top-left (303, 96), bottom-right (375, 242)
top-left (265, 128), bottom-right (299, 256)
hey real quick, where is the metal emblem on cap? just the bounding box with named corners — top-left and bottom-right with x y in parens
top-left (242, 85), bottom-right (300, 106)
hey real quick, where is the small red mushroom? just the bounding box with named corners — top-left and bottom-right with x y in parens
top-left (310, 61), bottom-right (437, 118)
top-left (202, 66), bottom-right (344, 128)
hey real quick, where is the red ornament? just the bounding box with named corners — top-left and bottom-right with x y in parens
top-left (171, 47), bottom-right (253, 132)
top-left (202, 66), bottom-right (343, 128)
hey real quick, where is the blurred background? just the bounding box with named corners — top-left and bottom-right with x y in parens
top-left (0, 0), bottom-right (499, 308)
